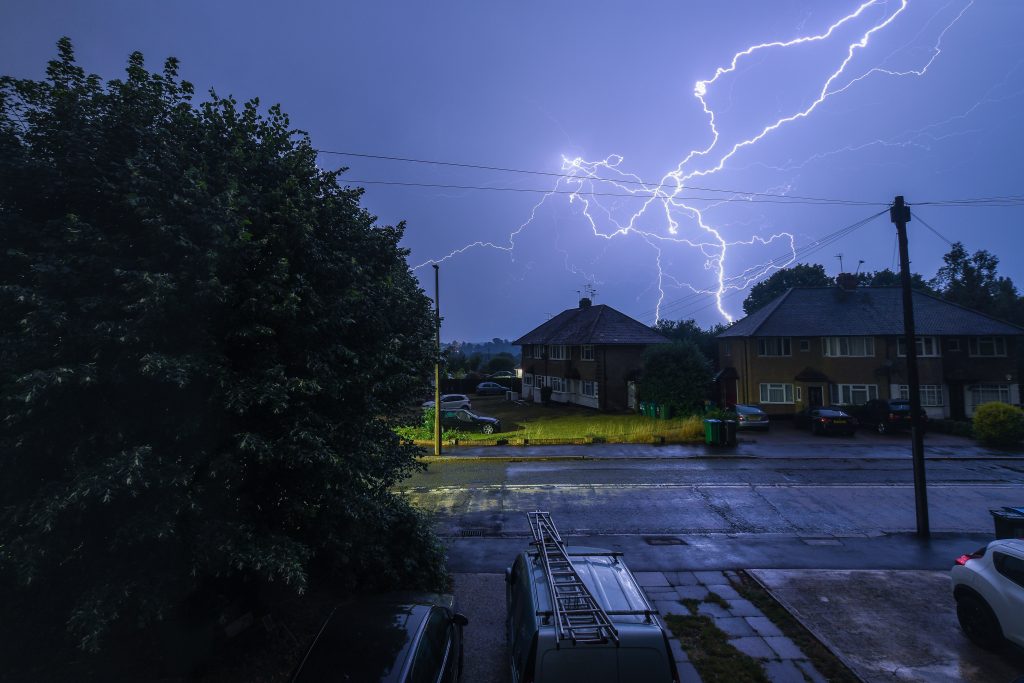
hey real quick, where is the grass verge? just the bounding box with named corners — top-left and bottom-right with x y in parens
top-left (729, 570), bottom-right (860, 683)
top-left (664, 613), bottom-right (768, 683)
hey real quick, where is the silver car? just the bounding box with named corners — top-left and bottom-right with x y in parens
top-left (422, 393), bottom-right (472, 410)
top-left (734, 404), bottom-right (770, 431)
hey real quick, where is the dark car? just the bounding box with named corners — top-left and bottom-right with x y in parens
top-left (441, 408), bottom-right (502, 435)
top-left (475, 381), bottom-right (507, 396)
top-left (853, 398), bottom-right (928, 435)
top-left (292, 593), bottom-right (468, 682)
top-left (733, 404), bottom-right (770, 431)
top-left (795, 407), bottom-right (857, 436)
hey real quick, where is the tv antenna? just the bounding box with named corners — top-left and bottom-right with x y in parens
top-left (834, 253), bottom-right (845, 273)
top-left (854, 259), bottom-right (865, 276)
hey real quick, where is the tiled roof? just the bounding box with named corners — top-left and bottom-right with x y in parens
top-left (513, 304), bottom-right (670, 346)
top-left (718, 287), bottom-right (1024, 338)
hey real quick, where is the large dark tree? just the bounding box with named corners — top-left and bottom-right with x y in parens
top-left (652, 318), bottom-right (727, 368)
top-left (639, 341), bottom-right (712, 416)
top-left (741, 264), bottom-right (833, 314)
top-left (931, 242), bottom-right (1024, 324)
top-left (0, 38), bottom-right (445, 666)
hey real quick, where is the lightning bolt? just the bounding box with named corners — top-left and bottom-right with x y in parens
top-left (414, 0), bottom-right (974, 324)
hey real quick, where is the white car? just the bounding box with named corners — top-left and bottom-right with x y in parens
top-left (951, 538), bottom-right (1024, 650)
top-left (422, 393), bottom-right (472, 410)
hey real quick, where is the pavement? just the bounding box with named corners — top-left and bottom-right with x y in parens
top-left (425, 429), bottom-right (1024, 461)
top-left (454, 565), bottom-right (1024, 683)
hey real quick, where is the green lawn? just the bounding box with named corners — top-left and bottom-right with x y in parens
top-left (404, 395), bottom-right (706, 444)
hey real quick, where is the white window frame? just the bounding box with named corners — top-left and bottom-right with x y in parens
top-left (969, 384), bottom-right (1010, 407)
top-left (897, 336), bottom-right (940, 358)
top-left (822, 336), bottom-right (875, 357)
top-left (550, 376), bottom-right (567, 393)
top-left (523, 374), bottom-right (533, 387)
top-left (897, 384), bottom-right (944, 407)
top-left (757, 337), bottom-right (792, 357)
top-left (582, 380), bottom-right (598, 397)
top-left (829, 384), bottom-right (879, 406)
top-left (549, 344), bottom-right (567, 360)
top-left (969, 337), bottom-right (1007, 357)
top-left (581, 344), bottom-right (595, 361)
top-left (759, 383), bottom-right (794, 404)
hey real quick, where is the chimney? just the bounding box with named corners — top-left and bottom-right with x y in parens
top-left (836, 272), bottom-right (858, 291)
top-left (579, 297), bottom-right (592, 309)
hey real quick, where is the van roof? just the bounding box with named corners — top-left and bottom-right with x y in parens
top-left (525, 546), bottom-right (654, 625)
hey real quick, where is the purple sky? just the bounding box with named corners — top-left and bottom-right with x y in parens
top-left (3, 1), bottom-right (1022, 342)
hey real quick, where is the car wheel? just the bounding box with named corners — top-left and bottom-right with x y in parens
top-left (876, 421), bottom-right (888, 435)
top-left (482, 424), bottom-right (494, 435)
top-left (956, 593), bottom-right (1004, 650)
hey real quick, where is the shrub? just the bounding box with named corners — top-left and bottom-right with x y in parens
top-left (540, 385), bottom-right (553, 403)
top-left (972, 402), bottom-right (1024, 447)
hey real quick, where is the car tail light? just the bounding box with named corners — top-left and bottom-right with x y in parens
top-left (955, 547), bottom-right (987, 565)
top-left (738, 415), bottom-right (747, 421)
top-left (889, 413), bottom-right (897, 420)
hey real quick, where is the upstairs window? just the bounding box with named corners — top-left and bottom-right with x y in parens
top-left (757, 337), bottom-right (791, 357)
top-left (581, 344), bottom-right (595, 361)
top-left (549, 345), bottom-right (567, 360)
top-left (969, 337), bottom-right (1007, 357)
top-left (897, 336), bottom-right (940, 357)
top-left (822, 337), bottom-right (875, 357)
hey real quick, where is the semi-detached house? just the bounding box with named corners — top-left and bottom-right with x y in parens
top-left (715, 285), bottom-right (1024, 419)
top-left (514, 298), bottom-right (669, 412)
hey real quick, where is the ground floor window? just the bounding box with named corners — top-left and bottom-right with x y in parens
top-left (523, 374), bottom-right (533, 387)
top-left (897, 384), bottom-right (943, 406)
top-left (969, 384), bottom-right (1010, 407)
top-left (582, 380), bottom-right (598, 397)
top-left (550, 376), bottom-right (567, 393)
top-left (830, 384), bottom-right (878, 406)
top-left (759, 383), bottom-right (794, 404)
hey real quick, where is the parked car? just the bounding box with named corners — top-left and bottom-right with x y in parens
top-left (422, 394), bottom-right (471, 410)
top-left (292, 593), bottom-right (468, 682)
top-left (475, 381), bottom-right (507, 396)
top-left (441, 408), bottom-right (502, 435)
top-left (506, 513), bottom-right (680, 683)
top-left (794, 407), bottom-right (857, 436)
top-left (488, 371), bottom-right (516, 379)
top-left (852, 398), bottom-right (928, 435)
top-left (951, 539), bottom-right (1024, 650)
top-left (733, 404), bottom-right (770, 431)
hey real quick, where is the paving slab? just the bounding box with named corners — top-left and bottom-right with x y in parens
top-left (750, 569), bottom-right (1024, 683)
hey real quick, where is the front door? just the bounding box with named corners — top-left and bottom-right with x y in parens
top-left (808, 386), bottom-right (823, 408)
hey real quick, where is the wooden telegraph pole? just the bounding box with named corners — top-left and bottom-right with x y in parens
top-left (891, 196), bottom-right (929, 538)
top-left (433, 264), bottom-right (442, 456)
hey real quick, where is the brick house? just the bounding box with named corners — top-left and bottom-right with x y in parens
top-left (715, 286), bottom-right (1024, 419)
top-left (514, 298), bottom-right (669, 411)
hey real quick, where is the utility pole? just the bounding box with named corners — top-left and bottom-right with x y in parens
top-left (891, 195), bottom-right (929, 538)
top-left (433, 264), bottom-right (442, 456)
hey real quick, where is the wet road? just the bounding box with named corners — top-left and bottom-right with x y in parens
top-left (399, 455), bottom-right (1024, 571)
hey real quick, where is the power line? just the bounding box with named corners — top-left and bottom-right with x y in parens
top-left (335, 177), bottom-right (885, 207)
top-left (317, 149), bottom-right (884, 206)
top-left (909, 210), bottom-right (955, 246)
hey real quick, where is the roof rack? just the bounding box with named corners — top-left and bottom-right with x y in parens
top-left (527, 511), bottom-right (619, 646)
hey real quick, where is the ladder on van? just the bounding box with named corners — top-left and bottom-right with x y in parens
top-left (528, 511), bottom-right (619, 646)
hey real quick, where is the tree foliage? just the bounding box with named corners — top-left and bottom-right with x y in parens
top-left (652, 318), bottom-right (727, 367)
top-left (0, 39), bottom-right (445, 660)
top-left (639, 341), bottom-right (712, 415)
top-left (932, 242), bottom-right (1024, 324)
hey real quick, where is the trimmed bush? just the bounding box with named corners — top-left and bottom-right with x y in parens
top-left (973, 402), bottom-right (1024, 448)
